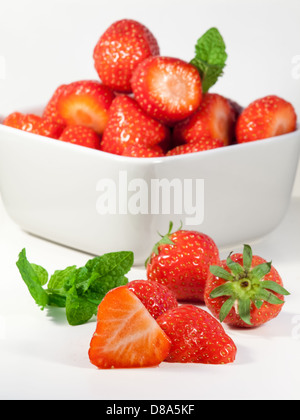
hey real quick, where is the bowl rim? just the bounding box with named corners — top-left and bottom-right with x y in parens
top-left (0, 120), bottom-right (300, 165)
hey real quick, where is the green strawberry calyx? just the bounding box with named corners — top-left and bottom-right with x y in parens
top-left (145, 221), bottom-right (181, 267)
top-left (209, 244), bottom-right (290, 325)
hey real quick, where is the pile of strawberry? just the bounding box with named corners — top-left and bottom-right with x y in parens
top-left (89, 223), bottom-right (290, 369)
top-left (2, 20), bottom-right (297, 156)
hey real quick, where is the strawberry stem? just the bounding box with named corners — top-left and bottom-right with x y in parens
top-left (209, 244), bottom-right (290, 325)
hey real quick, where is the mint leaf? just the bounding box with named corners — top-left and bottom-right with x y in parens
top-left (16, 249), bottom-right (49, 309)
top-left (16, 249), bottom-right (134, 325)
top-left (48, 266), bottom-right (77, 295)
top-left (65, 285), bottom-right (97, 326)
top-left (190, 27), bottom-right (227, 93)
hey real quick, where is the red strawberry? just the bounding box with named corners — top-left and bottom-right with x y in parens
top-left (204, 244), bottom-right (290, 327)
top-left (172, 93), bottom-right (235, 146)
top-left (146, 222), bottom-right (219, 302)
top-left (93, 19), bottom-right (160, 93)
top-left (167, 137), bottom-right (223, 156)
top-left (100, 95), bottom-right (170, 155)
top-left (53, 80), bottom-right (115, 134)
top-left (88, 286), bottom-right (171, 369)
top-left (131, 56), bottom-right (202, 125)
top-left (3, 112), bottom-right (65, 139)
top-left (43, 84), bottom-right (69, 125)
top-left (59, 125), bottom-right (100, 149)
top-left (236, 95), bottom-right (297, 143)
top-left (127, 280), bottom-right (178, 319)
top-left (157, 305), bottom-right (237, 364)
top-left (122, 144), bottom-right (165, 158)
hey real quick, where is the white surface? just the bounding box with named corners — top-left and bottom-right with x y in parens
top-left (0, 0), bottom-right (300, 195)
top-left (0, 195), bottom-right (300, 400)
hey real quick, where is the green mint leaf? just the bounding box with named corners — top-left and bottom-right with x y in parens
top-left (191, 27), bottom-right (227, 93)
top-left (48, 265), bottom-right (77, 295)
top-left (31, 264), bottom-right (49, 286)
top-left (65, 286), bottom-right (97, 326)
top-left (16, 249), bottom-right (135, 325)
top-left (16, 249), bottom-right (49, 309)
top-left (85, 251), bottom-right (133, 298)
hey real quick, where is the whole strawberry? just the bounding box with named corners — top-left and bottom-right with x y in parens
top-left (157, 305), bottom-right (237, 364)
top-left (167, 137), bottom-right (223, 156)
top-left (3, 112), bottom-right (65, 139)
top-left (236, 95), bottom-right (297, 143)
top-left (131, 56), bottom-right (202, 125)
top-left (122, 144), bottom-right (165, 158)
top-left (146, 222), bottom-right (219, 302)
top-left (48, 80), bottom-right (115, 134)
top-left (100, 95), bottom-right (170, 155)
top-left (204, 244), bottom-right (290, 327)
top-left (127, 280), bottom-right (178, 319)
top-left (93, 19), bottom-right (160, 93)
top-left (59, 125), bottom-right (100, 149)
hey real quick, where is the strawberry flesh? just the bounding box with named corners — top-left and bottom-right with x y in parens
top-left (88, 286), bottom-right (171, 369)
top-left (55, 80), bottom-right (115, 134)
top-left (131, 56), bottom-right (202, 125)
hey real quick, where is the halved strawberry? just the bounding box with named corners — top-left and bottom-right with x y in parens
top-left (172, 93), bottom-right (235, 146)
top-left (131, 56), bottom-right (202, 125)
top-left (54, 80), bottom-right (115, 134)
top-left (3, 112), bottom-right (65, 139)
top-left (93, 19), bottom-right (160, 93)
top-left (88, 286), bottom-right (171, 369)
top-left (43, 84), bottom-right (69, 125)
top-left (167, 137), bottom-right (223, 156)
top-left (127, 280), bottom-right (178, 318)
top-left (100, 95), bottom-right (170, 155)
top-left (236, 95), bottom-right (297, 143)
top-left (59, 125), bottom-right (101, 149)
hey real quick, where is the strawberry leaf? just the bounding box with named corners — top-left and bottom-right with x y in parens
top-left (191, 27), bottom-right (227, 93)
top-left (219, 296), bottom-right (236, 322)
top-left (260, 280), bottom-right (290, 296)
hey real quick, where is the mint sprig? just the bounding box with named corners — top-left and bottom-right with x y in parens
top-left (190, 27), bottom-right (227, 93)
top-left (16, 248), bottom-right (134, 326)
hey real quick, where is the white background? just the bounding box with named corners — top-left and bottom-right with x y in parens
top-left (0, 0), bottom-right (300, 401)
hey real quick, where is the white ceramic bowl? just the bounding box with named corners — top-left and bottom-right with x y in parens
top-left (0, 121), bottom-right (299, 265)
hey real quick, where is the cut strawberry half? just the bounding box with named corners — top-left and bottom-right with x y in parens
top-left (173, 93), bottom-right (235, 146)
top-left (88, 286), bottom-right (171, 369)
top-left (236, 95), bottom-right (297, 143)
top-left (55, 80), bottom-right (115, 134)
top-left (131, 56), bottom-right (202, 125)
